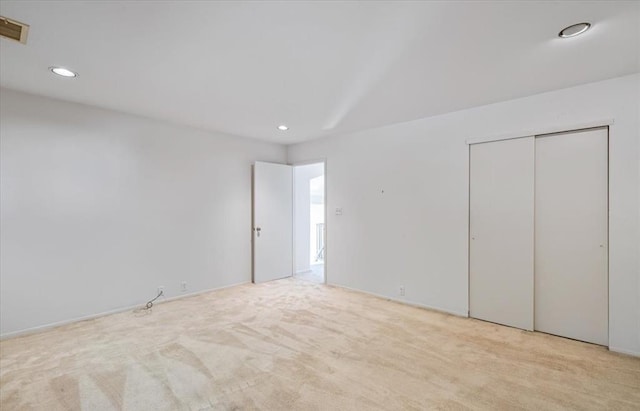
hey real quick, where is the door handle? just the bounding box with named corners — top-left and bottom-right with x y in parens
top-left (255, 227), bottom-right (261, 237)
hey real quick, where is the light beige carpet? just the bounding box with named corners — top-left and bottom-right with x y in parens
top-left (1, 278), bottom-right (639, 410)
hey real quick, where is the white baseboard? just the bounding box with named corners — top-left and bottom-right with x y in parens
top-left (0, 281), bottom-right (249, 340)
top-left (609, 346), bottom-right (640, 358)
top-left (329, 283), bottom-right (468, 318)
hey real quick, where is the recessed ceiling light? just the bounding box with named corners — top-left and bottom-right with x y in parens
top-left (278, 125), bottom-right (289, 131)
top-left (49, 66), bottom-right (78, 78)
top-left (559, 22), bottom-right (591, 38)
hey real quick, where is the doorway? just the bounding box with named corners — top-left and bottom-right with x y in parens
top-left (293, 162), bottom-right (325, 283)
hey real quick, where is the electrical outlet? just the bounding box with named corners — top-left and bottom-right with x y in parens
top-left (157, 286), bottom-right (165, 296)
top-left (181, 281), bottom-right (187, 292)
top-left (399, 286), bottom-right (405, 296)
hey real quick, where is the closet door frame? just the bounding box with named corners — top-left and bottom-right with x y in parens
top-left (466, 120), bottom-right (612, 346)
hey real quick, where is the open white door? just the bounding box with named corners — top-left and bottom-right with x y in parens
top-left (253, 161), bottom-right (293, 283)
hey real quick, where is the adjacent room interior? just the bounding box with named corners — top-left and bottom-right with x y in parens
top-left (0, 1), bottom-right (639, 410)
top-left (294, 162), bottom-right (325, 284)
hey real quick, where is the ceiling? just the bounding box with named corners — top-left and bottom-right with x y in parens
top-left (0, 1), bottom-right (638, 144)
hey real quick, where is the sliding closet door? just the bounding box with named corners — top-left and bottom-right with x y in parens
top-left (535, 128), bottom-right (608, 346)
top-left (469, 137), bottom-right (534, 330)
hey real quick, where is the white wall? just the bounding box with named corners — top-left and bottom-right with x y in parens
top-left (294, 163), bottom-right (324, 273)
top-left (288, 73), bottom-right (640, 356)
top-left (0, 88), bottom-right (286, 337)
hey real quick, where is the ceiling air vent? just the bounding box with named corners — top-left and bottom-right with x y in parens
top-left (0, 16), bottom-right (29, 44)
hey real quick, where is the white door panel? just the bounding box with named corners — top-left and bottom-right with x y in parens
top-left (469, 137), bottom-right (535, 330)
top-left (253, 161), bottom-right (293, 283)
top-left (534, 128), bottom-right (608, 346)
